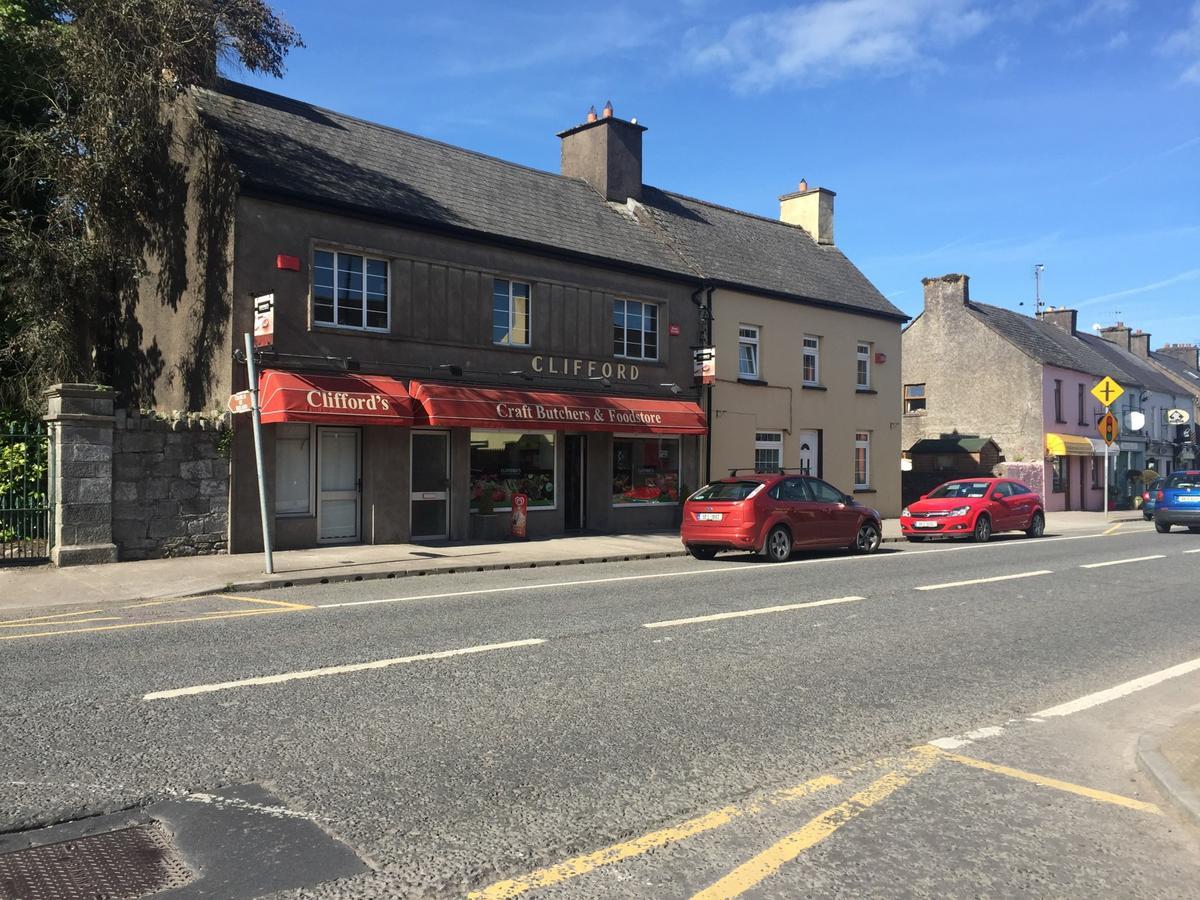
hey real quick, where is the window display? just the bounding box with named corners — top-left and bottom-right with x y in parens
top-left (470, 431), bottom-right (555, 512)
top-left (612, 438), bottom-right (680, 505)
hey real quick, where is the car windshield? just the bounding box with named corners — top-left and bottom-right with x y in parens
top-left (691, 481), bottom-right (762, 501)
top-left (1166, 472), bottom-right (1200, 491)
top-left (927, 481), bottom-right (992, 499)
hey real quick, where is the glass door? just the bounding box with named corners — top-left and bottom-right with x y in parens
top-left (318, 428), bottom-right (360, 542)
top-left (411, 431), bottom-right (450, 539)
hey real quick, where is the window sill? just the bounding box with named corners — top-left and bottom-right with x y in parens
top-left (856, 388), bottom-right (877, 395)
top-left (903, 411), bottom-right (927, 417)
top-left (853, 488), bottom-right (876, 494)
top-left (737, 377), bottom-right (768, 386)
top-left (311, 322), bottom-right (392, 338)
top-left (802, 384), bottom-right (827, 392)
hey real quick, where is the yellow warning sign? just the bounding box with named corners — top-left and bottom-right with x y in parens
top-left (1090, 376), bottom-right (1124, 408)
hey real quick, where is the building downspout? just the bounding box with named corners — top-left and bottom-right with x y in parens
top-left (700, 286), bottom-right (715, 484)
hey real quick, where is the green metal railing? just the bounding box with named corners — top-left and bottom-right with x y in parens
top-left (1, 421), bottom-right (51, 564)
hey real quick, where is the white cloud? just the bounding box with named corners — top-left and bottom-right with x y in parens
top-left (685, 0), bottom-right (991, 92)
top-left (1072, 268), bottom-right (1200, 309)
top-left (1065, 0), bottom-right (1135, 30)
top-left (1105, 30), bottom-right (1130, 50)
top-left (1162, 1), bottom-right (1200, 84)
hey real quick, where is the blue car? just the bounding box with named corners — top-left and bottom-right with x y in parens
top-left (1154, 470), bottom-right (1200, 534)
top-left (1142, 477), bottom-right (1164, 520)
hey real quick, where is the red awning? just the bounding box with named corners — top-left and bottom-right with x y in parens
top-left (258, 370), bottom-right (414, 426)
top-left (408, 381), bottom-right (706, 435)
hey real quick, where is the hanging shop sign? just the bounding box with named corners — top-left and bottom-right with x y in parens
top-left (693, 347), bottom-right (716, 385)
top-left (1167, 409), bottom-right (1191, 425)
top-left (252, 292), bottom-right (275, 349)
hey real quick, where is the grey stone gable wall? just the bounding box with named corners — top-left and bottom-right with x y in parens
top-left (111, 410), bottom-right (230, 559)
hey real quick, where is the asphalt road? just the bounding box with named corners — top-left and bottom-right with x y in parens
top-left (3, 522), bottom-right (1200, 898)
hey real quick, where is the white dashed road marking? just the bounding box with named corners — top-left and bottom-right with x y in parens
top-left (914, 570), bottom-right (1053, 591)
top-left (1079, 555), bottom-right (1166, 569)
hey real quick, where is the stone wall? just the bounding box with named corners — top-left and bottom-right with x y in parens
top-left (111, 409), bottom-right (230, 559)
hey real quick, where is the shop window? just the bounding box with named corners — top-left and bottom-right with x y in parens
top-left (469, 431), bottom-right (555, 512)
top-left (856, 342), bottom-right (871, 390)
top-left (612, 437), bottom-right (680, 505)
top-left (803, 335), bottom-right (820, 385)
top-left (854, 431), bottom-right (871, 489)
top-left (493, 279), bottom-right (531, 346)
top-left (903, 383), bottom-right (926, 414)
top-left (312, 249), bottom-right (389, 331)
top-left (275, 423), bottom-right (314, 515)
top-left (613, 299), bottom-right (659, 360)
top-left (1052, 456), bottom-right (1065, 493)
top-left (754, 431), bottom-right (783, 472)
top-left (738, 325), bottom-right (760, 379)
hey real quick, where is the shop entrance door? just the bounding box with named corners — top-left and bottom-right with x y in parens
top-left (564, 435), bottom-right (587, 531)
top-left (318, 427), bottom-right (360, 543)
top-left (411, 431), bottom-right (450, 539)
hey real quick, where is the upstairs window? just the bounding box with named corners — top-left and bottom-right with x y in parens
top-left (493, 279), bottom-right (531, 346)
top-left (904, 383), bottom-right (926, 414)
top-left (803, 335), bottom-right (820, 385)
top-left (614, 299), bottom-right (659, 361)
top-left (1077, 383), bottom-right (1088, 426)
top-left (312, 249), bottom-right (388, 331)
top-left (856, 342), bottom-right (871, 390)
top-left (1054, 378), bottom-right (1065, 423)
top-left (738, 325), bottom-right (760, 379)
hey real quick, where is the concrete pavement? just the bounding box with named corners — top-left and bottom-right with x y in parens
top-left (0, 510), bottom-right (1145, 612)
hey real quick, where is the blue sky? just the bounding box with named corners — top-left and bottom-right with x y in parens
top-left (234, 0), bottom-right (1200, 341)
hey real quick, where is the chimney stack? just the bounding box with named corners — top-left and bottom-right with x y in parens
top-left (921, 274), bottom-right (970, 315)
top-left (1037, 307), bottom-right (1078, 335)
top-left (1158, 343), bottom-right (1200, 370)
top-left (779, 180), bottom-right (835, 245)
top-left (558, 102), bottom-right (645, 203)
top-left (1099, 322), bottom-right (1132, 351)
top-left (1130, 330), bottom-right (1151, 358)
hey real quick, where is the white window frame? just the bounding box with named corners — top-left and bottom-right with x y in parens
top-left (738, 325), bottom-right (760, 379)
top-left (856, 342), bottom-right (871, 390)
top-left (312, 248), bottom-right (390, 332)
top-left (492, 278), bottom-right (532, 347)
top-left (854, 431), bottom-right (871, 489)
top-left (275, 423), bottom-right (315, 516)
top-left (611, 435), bottom-right (681, 507)
top-left (755, 431), bottom-right (784, 473)
top-left (903, 383), bottom-right (926, 415)
top-left (614, 298), bottom-right (659, 361)
top-left (803, 335), bottom-right (820, 386)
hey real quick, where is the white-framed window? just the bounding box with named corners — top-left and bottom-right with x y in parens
top-left (803, 335), bottom-right (820, 385)
top-left (470, 430), bottom-right (555, 512)
top-left (854, 431), bottom-right (871, 489)
top-left (275, 423), bottom-right (315, 516)
top-left (312, 249), bottom-right (389, 331)
top-left (492, 279), bottom-right (531, 346)
top-left (738, 325), bottom-right (760, 379)
top-left (614, 299), bottom-right (659, 360)
top-left (755, 431), bottom-right (783, 473)
top-left (612, 437), bottom-right (680, 505)
top-left (903, 383), bottom-right (926, 414)
top-left (856, 342), bottom-right (871, 390)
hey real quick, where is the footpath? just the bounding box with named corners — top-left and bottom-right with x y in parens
top-left (1139, 707), bottom-right (1200, 832)
top-left (0, 510), bottom-right (1145, 613)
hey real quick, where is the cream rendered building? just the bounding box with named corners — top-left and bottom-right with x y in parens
top-left (703, 184), bottom-right (905, 517)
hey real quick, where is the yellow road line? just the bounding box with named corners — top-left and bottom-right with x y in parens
top-left (0, 607), bottom-right (298, 641)
top-left (469, 774), bottom-right (843, 900)
top-left (0, 609), bottom-right (103, 625)
top-left (216, 593), bottom-right (313, 611)
top-left (0, 616), bottom-right (119, 630)
top-left (940, 752), bottom-right (1161, 814)
top-left (692, 747), bottom-right (940, 899)
top-left (122, 597), bottom-right (204, 608)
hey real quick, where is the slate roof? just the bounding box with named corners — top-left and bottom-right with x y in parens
top-left (194, 80), bottom-right (905, 322)
top-left (1150, 350), bottom-right (1200, 395)
top-left (966, 302), bottom-right (1123, 379)
top-left (1076, 333), bottom-right (1184, 397)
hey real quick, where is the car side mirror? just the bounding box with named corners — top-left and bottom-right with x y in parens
top-left (920, 493), bottom-right (928, 500)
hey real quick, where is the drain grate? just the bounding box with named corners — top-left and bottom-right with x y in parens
top-left (0, 822), bottom-right (193, 900)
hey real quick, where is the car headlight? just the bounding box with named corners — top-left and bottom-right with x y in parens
top-left (950, 506), bottom-right (971, 516)
top-left (901, 507), bottom-right (910, 517)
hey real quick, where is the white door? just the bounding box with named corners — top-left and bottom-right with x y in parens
top-left (796, 429), bottom-right (819, 477)
top-left (318, 428), bottom-right (360, 542)
top-left (411, 431), bottom-right (450, 540)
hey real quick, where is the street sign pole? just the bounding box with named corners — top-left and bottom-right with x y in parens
top-left (244, 332), bottom-right (274, 574)
top-left (1104, 405), bottom-right (1110, 521)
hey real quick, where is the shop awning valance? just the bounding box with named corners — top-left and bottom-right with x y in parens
top-left (409, 381), bottom-right (707, 435)
top-left (1045, 432), bottom-right (1094, 457)
top-left (258, 370), bottom-right (414, 426)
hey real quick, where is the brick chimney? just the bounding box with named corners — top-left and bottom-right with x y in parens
top-left (1158, 343), bottom-right (1200, 369)
top-left (1037, 306), bottom-right (1078, 335)
top-left (1130, 330), bottom-right (1150, 358)
top-left (779, 179), bottom-right (835, 245)
top-left (558, 102), bottom-right (645, 203)
top-left (921, 273), bottom-right (969, 315)
top-left (1099, 322), bottom-right (1132, 351)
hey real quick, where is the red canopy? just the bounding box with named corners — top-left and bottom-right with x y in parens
top-left (258, 370), bottom-right (414, 426)
top-left (408, 381), bottom-right (706, 435)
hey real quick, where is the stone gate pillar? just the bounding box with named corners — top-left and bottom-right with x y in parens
top-left (44, 383), bottom-right (118, 566)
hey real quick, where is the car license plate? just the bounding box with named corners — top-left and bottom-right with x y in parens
top-left (697, 512), bottom-right (723, 521)
top-left (913, 521), bottom-right (938, 528)
top-left (1180, 496), bottom-right (1200, 503)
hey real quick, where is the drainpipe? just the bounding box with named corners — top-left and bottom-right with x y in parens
top-left (699, 286), bottom-right (715, 484)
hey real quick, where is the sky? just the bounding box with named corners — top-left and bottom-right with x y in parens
top-left (233, 0), bottom-right (1200, 342)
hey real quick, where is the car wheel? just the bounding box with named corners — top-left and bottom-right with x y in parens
top-left (688, 546), bottom-right (718, 560)
top-left (1143, 513), bottom-right (1152, 521)
top-left (1155, 521), bottom-right (1171, 534)
top-left (852, 521), bottom-right (882, 554)
top-left (972, 515), bottom-right (992, 543)
top-left (1025, 511), bottom-right (1045, 538)
top-left (763, 525), bottom-right (792, 562)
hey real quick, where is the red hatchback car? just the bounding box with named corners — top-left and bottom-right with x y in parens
top-left (900, 477), bottom-right (1045, 542)
top-left (681, 472), bottom-right (883, 561)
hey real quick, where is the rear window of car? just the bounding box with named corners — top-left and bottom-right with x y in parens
top-left (1165, 472), bottom-right (1200, 491)
top-left (691, 481), bottom-right (763, 501)
top-left (928, 481), bottom-right (992, 499)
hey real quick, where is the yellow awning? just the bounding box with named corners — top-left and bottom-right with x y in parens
top-left (1046, 433), bottom-right (1094, 456)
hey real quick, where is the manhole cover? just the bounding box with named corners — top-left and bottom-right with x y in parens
top-left (0, 822), bottom-right (193, 900)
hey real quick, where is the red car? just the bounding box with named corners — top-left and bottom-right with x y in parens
top-left (900, 477), bottom-right (1044, 542)
top-left (681, 472), bottom-right (883, 561)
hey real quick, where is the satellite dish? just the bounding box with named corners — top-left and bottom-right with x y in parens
top-left (1127, 410), bottom-right (1146, 431)
top-left (1091, 323), bottom-right (1102, 331)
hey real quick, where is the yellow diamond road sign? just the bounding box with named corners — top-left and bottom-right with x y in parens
top-left (1091, 376), bottom-right (1124, 407)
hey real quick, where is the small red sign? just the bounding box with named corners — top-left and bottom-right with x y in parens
top-left (510, 493), bottom-right (528, 540)
top-left (669, 323), bottom-right (681, 336)
top-left (276, 254), bottom-right (301, 271)
top-left (227, 391), bottom-right (253, 414)
top-left (874, 352), bottom-right (887, 365)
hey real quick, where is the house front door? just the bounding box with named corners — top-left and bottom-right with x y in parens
top-left (796, 429), bottom-right (820, 476)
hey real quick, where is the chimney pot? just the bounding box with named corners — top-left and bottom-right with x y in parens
top-left (798, 178), bottom-right (808, 192)
top-left (602, 100), bottom-right (614, 118)
top-left (586, 104), bottom-right (597, 123)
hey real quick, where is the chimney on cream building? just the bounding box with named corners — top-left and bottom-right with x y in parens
top-left (779, 179), bottom-right (835, 245)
